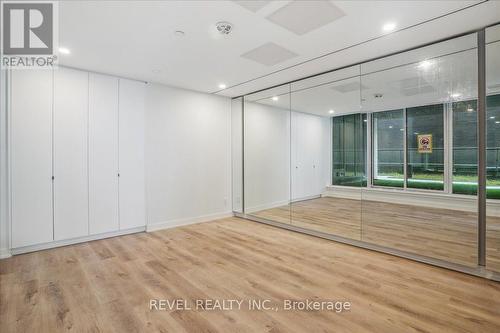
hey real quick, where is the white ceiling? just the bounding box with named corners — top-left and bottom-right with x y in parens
top-left (58, 1), bottom-right (500, 97)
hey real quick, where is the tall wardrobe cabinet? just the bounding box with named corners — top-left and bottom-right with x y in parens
top-left (88, 73), bottom-right (120, 235)
top-left (54, 68), bottom-right (89, 241)
top-left (10, 70), bottom-right (54, 248)
top-left (9, 68), bottom-right (146, 250)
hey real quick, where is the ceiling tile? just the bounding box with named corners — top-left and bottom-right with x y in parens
top-left (233, 0), bottom-right (271, 13)
top-left (241, 42), bottom-right (298, 66)
top-left (330, 81), bottom-right (366, 93)
top-left (266, 0), bottom-right (345, 35)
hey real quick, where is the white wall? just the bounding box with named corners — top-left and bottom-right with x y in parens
top-left (145, 83), bottom-right (232, 230)
top-left (231, 98), bottom-right (243, 213)
top-left (0, 69), bottom-right (9, 258)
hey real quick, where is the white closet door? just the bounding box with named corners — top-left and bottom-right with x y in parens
top-left (11, 70), bottom-right (53, 248)
top-left (89, 73), bottom-right (119, 234)
top-left (118, 79), bottom-right (146, 229)
top-left (54, 68), bottom-right (89, 240)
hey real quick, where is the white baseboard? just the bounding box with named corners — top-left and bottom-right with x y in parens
top-left (10, 226), bottom-right (146, 255)
top-left (0, 248), bottom-right (11, 259)
top-left (147, 211), bottom-right (234, 232)
top-left (292, 194), bottom-right (321, 203)
top-left (245, 200), bottom-right (290, 214)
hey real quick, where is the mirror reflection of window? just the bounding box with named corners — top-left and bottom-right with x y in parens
top-left (406, 104), bottom-right (444, 191)
top-left (452, 100), bottom-right (478, 196)
top-left (332, 113), bottom-right (366, 187)
top-left (487, 95), bottom-right (500, 199)
top-left (372, 110), bottom-right (404, 188)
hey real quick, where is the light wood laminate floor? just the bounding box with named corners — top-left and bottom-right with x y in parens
top-left (251, 197), bottom-right (500, 270)
top-left (1, 217), bottom-right (500, 332)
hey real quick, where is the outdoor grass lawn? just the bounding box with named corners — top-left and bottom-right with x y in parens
top-left (335, 172), bottom-right (500, 199)
top-left (373, 173), bottom-right (500, 199)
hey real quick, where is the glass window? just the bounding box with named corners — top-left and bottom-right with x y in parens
top-left (487, 94), bottom-right (500, 199)
top-left (451, 95), bottom-right (500, 199)
top-left (406, 104), bottom-right (444, 190)
top-left (372, 110), bottom-right (404, 188)
top-left (486, 24), bottom-right (500, 274)
top-left (452, 100), bottom-right (478, 195)
top-left (332, 114), bottom-right (366, 187)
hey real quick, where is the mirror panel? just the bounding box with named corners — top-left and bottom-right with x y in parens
top-left (244, 85), bottom-right (291, 225)
top-left (360, 34), bottom-right (478, 266)
top-left (289, 67), bottom-right (363, 239)
top-left (486, 24), bottom-right (500, 273)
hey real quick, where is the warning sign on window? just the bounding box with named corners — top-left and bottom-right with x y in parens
top-left (418, 134), bottom-right (433, 153)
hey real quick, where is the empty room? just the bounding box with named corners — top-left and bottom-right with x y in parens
top-left (1, 0), bottom-right (500, 332)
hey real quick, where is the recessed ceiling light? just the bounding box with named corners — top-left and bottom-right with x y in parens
top-left (218, 83), bottom-right (227, 89)
top-left (152, 69), bottom-right (161, 74)
top-left (58, 47), bottom-right (70, 55)
top-left (272, 96), bottom-right (279, 101)
top-left (382, 22), bottom-right (396, 33)
top-left (329, 109), bottom-right (334, 114)
top-left (418, 60), bottom-right (435, 70)
top-left (174, 30), bottom-right (185, 37)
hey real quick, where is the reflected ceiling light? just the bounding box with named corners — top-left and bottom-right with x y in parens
top-left (58, 47), bottom-right (70, 55)
top-left (329, 109), bottom-right (334, 114)
top-left (272, 96), bottom-right (279, 101)
top-left (417, 60), bottom-right (435, 70)
top-left (218, 83), bottom-right (227, 89)
top-left (414, 132), bottom-right (419, 135)
top-left (450, 93), bottom-right (461, 99)
top-left (400, 128), bottom-right (404, 131)
top-left (466, 106), bottom-right (474, 112)
top-left (496, 121), bottom-right (500, 124)
top-left (382, 22), bottom-right (396, 33)
top-left (389, 125), bottom-right (393, 129)
top-left (364, 119), bottom-right (368, 122)
top-left (490, 116), bottom-right (496, 119)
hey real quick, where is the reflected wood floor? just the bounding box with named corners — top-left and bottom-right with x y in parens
top-left (252, 196), bottom-right (500, 269)
top-left (1, 217), bottom-right (500, 332)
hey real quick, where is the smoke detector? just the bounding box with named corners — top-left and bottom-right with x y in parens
top-left (216, 21), bottom-right (233, 35)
